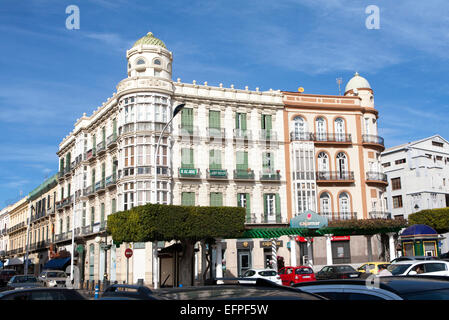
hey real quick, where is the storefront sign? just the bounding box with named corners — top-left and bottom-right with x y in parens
top-left (179, 168), bottom-right (198, 176)
top-left (331, 236), bottom-right (350, 241)
top-left (260, 240), bottom-right (283, 248)
top-left (236, 240), bottom-right (253, 249)
top-left (290, 210), bottom-right (328, 229)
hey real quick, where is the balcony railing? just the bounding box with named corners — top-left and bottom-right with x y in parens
top-left (96, 141), bottom-right (106, 155)
top-left (58, 170), bottom-right (65, 179)
top-left (260, 130), bottom-right (278, 141)
top-left (95, 180), bottom-right (106, 193)
top-left (316, 171), bottom-right (354, 182)
top-left (234, 169), bottom-right (255, 180)
top-left (85, 149), bottom-right (94, 161)
top-left (178, 125), bottom-right (199, 137)
top-left (83, 185), bottom-right (94, 197)
top-left (179, 168), bottom-right (201, 178)
top-left (208, 127), bottom-right (226, 140)
top-left (107, 134), bottom-right (117, 147)
top-left (260, 170), bottom-right (281, 181)
top-left (245, 213), bottom-right (286, 224)
top-left (369, 211), bottom-right (392, 219)
top-left (290, 132), bottom-right (313, 141)
top-left (313, 133), bottom-right (352, 143)
top-left (366, 171), bottom-right (388, 183)
top-left (105, 175), bottom-right (117, 187)
top-left (362, 134), bottom-right (385, 147)
top-left (233, 129), bottom-right (252, 140)
top-left (206, 169), bottom-right (228, 179)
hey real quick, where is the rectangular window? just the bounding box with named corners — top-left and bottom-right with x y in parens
top-left (210, 192), bottom-right (223, 207)
top-left (236, 151), bottom-right (248, 170)
top-left (432, 141), bottom-right (444, 147)
top-left (382, 162), bottom-right (391, 168)
top-left (181, 192), bottom-right (195, 206)
top-left (235, 113), bottom-right (247, 130)
top-left (181, 108), bottom-right (194, 133)
top-left (90, 207), bottom-right (95, 226)
top-left (111, 199), bottom-right (116, 214)
top-left (181, 148), bottom-right (194, 169)
top-left (391, 177), bottom-right (401, 190)
top-left (209, 150), bottom-right (222, 169)
top-left (395, 159), bottom-right (406, 165)
top-left (262, 152), bottom-right (273, 172)
top-left (209, 110), bottom-right (221, 129)
top-left (393, 195), bottom-right (403, 208)
top-left (238, 193), bottom-right (251, 222)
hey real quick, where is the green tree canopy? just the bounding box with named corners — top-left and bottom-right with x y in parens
top-left (107, 203), bottom-right (246, 243)
top-left (408, 208), bottom-right (449, 233)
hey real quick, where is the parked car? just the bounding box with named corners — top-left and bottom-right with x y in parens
top-left (278, 266), bottom-right (316, 286)
top-left (7, 275), bottom-right (43, 289)
top-left (153, 278), bottom-right (325, 300)
top-left (293, 276), bottom-right (449, 300)
top-left (315, 265), bottom-right (361, 280)
top-left (238, 269), bottom-right (282, 285)
top-left (38, 270), bottom-right (68, 287)
top-left (387, 260), bottom-right (449, 277)
top-left (357, 262), bottom-right (391, 275)
top-left (390, 256), bottom-right (439, 264)
top-left (100, 284), bottom-right (157, 300)
top-left (0, 287), bottom-right (86, 300)
top-left (0, 269), bottom-right (16, 286)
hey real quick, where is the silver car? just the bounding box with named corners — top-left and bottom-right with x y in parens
top-left (38, 270), bottom-right (68, 287)
top-left (7, 275), bottom-right (43, 289)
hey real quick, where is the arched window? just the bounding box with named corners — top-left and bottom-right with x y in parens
top-left (336, 152), bottom-right (347, 179)
top-left (339, 192), bottom-right (350, 219)
top-left (317, 152), bottom-right (329, 180)
top-left (136, 58), bottom-right (146, 65)
top-left (320, 192), bottom-right (331, 219)
top-left (153, 58), bottom-right (161, 65)
top-left (315, 117), bottom-right (326, 141)
top-left (334, 118), bottom-right (345, 141)
top-left (293, 116), bottom-right (307, 140)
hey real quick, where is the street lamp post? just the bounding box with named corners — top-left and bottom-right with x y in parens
top-left (151, 103), bottom-right (184, 290)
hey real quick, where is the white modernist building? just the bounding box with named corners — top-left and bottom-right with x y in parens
top-left (382, 135), bottom-right (449, 219)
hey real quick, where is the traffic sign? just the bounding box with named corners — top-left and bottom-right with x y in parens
top-left (125, 248), bottom-right (133, 259)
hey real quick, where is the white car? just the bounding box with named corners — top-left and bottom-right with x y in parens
top-left (387, 260), bottom-right (449, 277)
top-left (239, 269), bottom-right (282, 285)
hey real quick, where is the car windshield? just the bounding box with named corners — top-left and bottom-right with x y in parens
top-left (388, 264), bottom-right (412, 275)
top-left (336, 266), bottom-right (356, 272)
top-left (258, 271), bottom-right (277, 277)
top-left (47, 272), bottom-right (67, 278)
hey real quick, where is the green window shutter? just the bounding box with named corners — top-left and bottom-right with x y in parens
top-left (275, 193), bottom-right (281, 223)
top-left (92, 135), bottom-right (96, 153)
top-left (246, 193), bottom-right (251, 222)
top-left (236, 151), bottom-right (248, 170)
top-left (241, 113), bottom-right (247, 130)
top-left (181, 192), bottom-right (195, 206)
top-left (111, 199), bottom-right (116, 214)
top-left (181, 149), bottom-right (194, 169)
top-left (209, 111), bottom-right (220, 129)
top-left (92, 170), bottom-right (95, 187)
top-left (101, 203), bottom-right (105, 223)
top-left (263, 194), bottom-right (268, 223)
top-left (236, 113), bottom-right (247, 130)
top-left (209, 150), bottom-right (221, 169)
top-left (181, 108), bottom-right (193, 133)
top-left (113, 119), bottom-right (117, 138)
top-left (210, 192), bottom-right (223, 207)
top-left (60, 158), bottom-right (64, 171)
top-left (102, 163), bottom-right (106, 181)
top-left (91, 207), bottom-right (95, 225)
top-left (102, 127), bottom-right (106, 144)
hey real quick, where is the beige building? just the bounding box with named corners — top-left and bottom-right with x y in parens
top-left (5, 196), bottom-right (29, 272)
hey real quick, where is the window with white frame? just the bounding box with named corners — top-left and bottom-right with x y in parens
top-left (266, 194), bottom-right (276, 221)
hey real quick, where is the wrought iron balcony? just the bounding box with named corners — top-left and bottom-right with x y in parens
top-left (178, 125), bottom-right (199, 138)
top-left (245, 213), bottom-right (286, 224)
top-left (208, 127), bottom-right (226, 140)
top-left (313, 133), bottom-right (352, 143)
top-left (233, 129), bottom-right (253, 140)
top-left (362, 134), bottom-right (385, 148)
top-left (107, 134), bottom-right (117, 148)
top-left (105, 175), bottom-right (117, 188)
top-left (316, 171), bottom-right (355, 182)
top-left (260, 170), bottom-right (281, 181)
top-left (85, 149), bottom-right (95, 162)
top-left (83, 185), bottom-right (94, 197)
top-left (95, 180), bottom-right (106, 193)
top-left (366, 171), bottom-right (388, 184)
top-left (290, 131), bottom-right (313, 141)
top-left (260, 130), bottom-right (278, 141)
top-left (234, 169), bottom-right (255, 180)
top-left (206, 169), bottom-right (228, 179)
top-left (96, 141), bottom-right (106, 156)
top-left (320, 212), bottom-right (359, 221)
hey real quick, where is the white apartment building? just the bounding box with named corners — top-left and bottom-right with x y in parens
top-left (0, 206), bottom-right (10, 257)
top-left (382, 135), bottom-right (449, 220)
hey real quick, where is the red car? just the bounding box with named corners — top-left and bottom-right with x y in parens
top-left (278, 266), bottom-right (316, 286)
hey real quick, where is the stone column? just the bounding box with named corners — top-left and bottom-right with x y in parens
top-left (306, 237), bottom-right (313, 266)
top-left (325, 234), bottom-right (333, 265)
top-left (215, 241), bottom-right (223, 284)
top-left (366, 235), bottom-right (373, 262)
top-left (290, 237), bottom-right (297, 267)
top-left (271, 238), bottom-right (278, 270)
top-left (152, 241), bottom-right (159, 289)
top-left (388, 233), bottom-right (396, 261)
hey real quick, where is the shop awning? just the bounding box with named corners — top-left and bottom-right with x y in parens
top-left (242, 227), bottom-right (316, 239)
top-left (43, 257), bottom-right (71, 270)
top-left (5, 257), bottom-right (23, 266)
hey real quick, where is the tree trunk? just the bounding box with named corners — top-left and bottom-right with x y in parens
top-left (178, 239), bottom-right (195, 287)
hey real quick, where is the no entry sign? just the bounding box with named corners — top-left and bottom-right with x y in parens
top-left (125, 248), bottom-right (133, 259)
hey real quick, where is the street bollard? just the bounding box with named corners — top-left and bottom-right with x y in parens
top-left (94, 284), bottom-right (99, 299)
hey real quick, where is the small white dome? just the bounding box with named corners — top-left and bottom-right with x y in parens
top-left (345, 72), bottom-right (371, 93)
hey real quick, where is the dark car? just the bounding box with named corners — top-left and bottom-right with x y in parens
top-left (7, 275), bottom-right (43, 289)
top-left (315, 265), bottom-right (360, 280)
top-left (0, 287), bottom-right (86, 300)
top-left (152, 278), bottom-right (325, 300)
top-left (293, 276), bottom-right (449, 300)
top-left (100, 284), bottom-right (156, 300)
top-left (0, 269), bottom-right (16, 286)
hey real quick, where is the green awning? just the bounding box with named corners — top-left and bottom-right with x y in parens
top-left (241, 228), bottom-right (317, 239)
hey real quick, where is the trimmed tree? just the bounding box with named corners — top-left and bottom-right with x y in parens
top-left (409, 208), bottom-right (449, 233)
top-left (107, 203), bottom-right (245, 286)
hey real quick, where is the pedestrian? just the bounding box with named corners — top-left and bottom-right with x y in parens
top-left (377, 264), bottom-right (392, 277)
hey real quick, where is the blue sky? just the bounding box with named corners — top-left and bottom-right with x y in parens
top-left (1, 0), bottom-right (449, 206)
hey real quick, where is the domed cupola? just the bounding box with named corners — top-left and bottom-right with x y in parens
top-left (132, 32), bottom-right (167, 49)
top-left (344, 72), bottom-right (371, 95)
